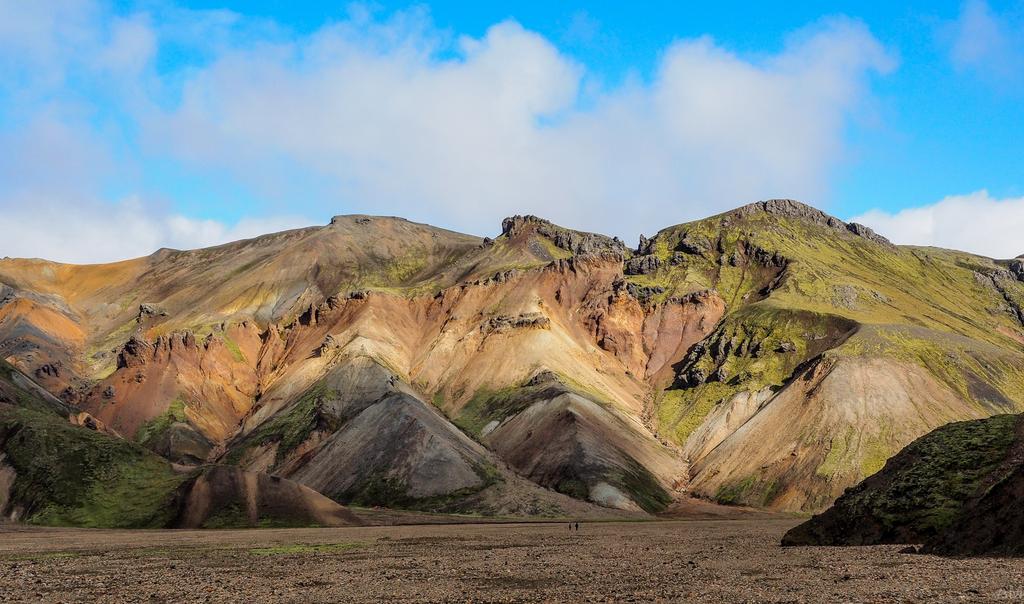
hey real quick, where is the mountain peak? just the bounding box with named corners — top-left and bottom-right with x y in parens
top-left (329, 214), bottom-right (407, 226)
top-left (727, 199), bottom-right (892, 246)
top-left (500, 215), bottom-right (626, 257)
top-left (731, 199), bottom-right (844, 227)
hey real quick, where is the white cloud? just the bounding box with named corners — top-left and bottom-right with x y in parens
top-left (0, 2), bottom-right (895, 262)
top-left (947, 0), bottom-right (1024, 87)
top-left (0, 196), bottom-right (310, 265)
top-left (143, 15), bottom-right (893, 243)
top-left (851, 191), bottom-right (1024, 258)
top-left (96, 14), bottom-right (157, 75)
top-left (0, 114), bottom-right (309, 264)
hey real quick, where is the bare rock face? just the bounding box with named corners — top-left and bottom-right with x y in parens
top-left (477, 382), bottom-right (678, 513)
top-left (286, 391), bottom-right (491, 506)
top-left (148, 422), bottom-right (213, 465)
top-left (482, 313), bottom-right (551, 335)
top-left (846, 222), bottom-right (893, 247)
top-left (1009, 258), bottom-right (1024, 281)
top-left (501, 215), bottom-right (627, 257)
top-left (624, 282), bottom-right (665, 302)
top-left (117, 335), bottom-right (153, 369)
top-left (231, 359), bottom-right (501, 511)
top-left (731, 199), bottom-right (893, 246)
top-left (136, 303), bottom-right (168, 323)
top-left (624, 255), bottom-right (661, 275)
top-left (69, 411), bottom-right (114, 435)
top-left (733, 199), bottom-right (846, 228)
top-left (34, 362), bottom-right (61, 380)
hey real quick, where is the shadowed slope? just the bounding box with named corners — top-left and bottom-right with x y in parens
top-left (782, 414), bottom-right (1024, 557)
top-left (0, 363), bottom-right (360, 528)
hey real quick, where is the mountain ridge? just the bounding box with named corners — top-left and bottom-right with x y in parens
top-left (3, 198), bottom-right (1024, 524)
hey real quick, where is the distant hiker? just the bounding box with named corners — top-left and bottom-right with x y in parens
top-left (575, 522), bottom-right (579, 531)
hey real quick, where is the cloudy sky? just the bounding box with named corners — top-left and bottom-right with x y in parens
top-left (1, 0), bottom-right (1022, 262)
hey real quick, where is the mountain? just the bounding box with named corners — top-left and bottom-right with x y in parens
top-left (0, 358), bottom-right (362, 528)
top-left (2, 200), bottom-right (1024, 524)
top-left (782, 413), bottom-right (1024, 557)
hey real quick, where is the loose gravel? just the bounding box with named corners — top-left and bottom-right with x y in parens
top-left (2, 519), bottom-right (1023, 603)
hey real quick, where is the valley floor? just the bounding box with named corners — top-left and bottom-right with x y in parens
top-left (1, 518), bottom-right (1023, 603)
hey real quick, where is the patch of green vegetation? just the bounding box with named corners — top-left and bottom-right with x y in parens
top-left (347, 475), bottom-right (411, 508)
top-left (612, 459), bottom-right (674, 513)
top-left (813, 424), bottom-right (897, 482)
top-left (860, 437), bottom-right (893, 478)
top-left (221, 334), bottom-right (247, 363)
top-left (816, 427), bottom-right (855, 479)
top-left (0, 360), bottom-right (66, 416)
top-left (87, 320), bottom-right (136, 378)
top-left (0, 407), bottom-right (187, 528)
top-left (196, 500), bottom-right (329, 529)
top-left (455, 373), bottom-right (616, 441)
top-left (761, 479), bottom-right (783, 507)
top-left (657, 304), bottom-right (856, 445)
top-left (198, 503), bottom-right (248, 529)
top-left (833, 326), bottom-right (1024, 415)
top-left (652, 238), bottom-right (671, 262)
top-left (227, 382), bottom-right (341, 467)
top-left (135, 397), bottom-right (189, 446)
top-left (454, 383), bottom-right (546, 439)
top-left (0, 551), bottom-right (87, 562)
top-left (827, 414), bottom-right (1019, 538)
top-left (346, 461), bottom-right (502, 513)
top-left (548, 371), bottom-right (617, 408)
top-left (538, 237), bottom-right (573, 261)
top-left (715, 476), bottom-right (756, 505)
top-left (657, 385), bottom-right (731, 444)
top-left (640, 205), bottom-right (1024, 363)
top-left (554, 478), bottom-right (589, 500)
top-left (249, 542), bottom-right (363, 556)
top-left (368, 248), bottom-right (430, 286)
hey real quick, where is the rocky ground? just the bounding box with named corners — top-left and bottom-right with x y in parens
top-left (2, 518), bottom-right (1024, 603)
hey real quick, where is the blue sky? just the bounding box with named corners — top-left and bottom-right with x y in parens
top-left (2, 0), bottom-right (1023, 262)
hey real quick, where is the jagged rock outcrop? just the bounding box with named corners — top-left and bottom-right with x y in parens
top-left (501, 215), bottom-right (627, 257)
top-left (1009, 258), bottom-right (1024, 281)
top-left (624, 254), bottom-right (661, 275)
top-left (729, 199), bottom-right (893, 246)
top-left (732, 198), bottom-right (846, 227)
top-left (136, 303), bottom-right (168, 322)
top-left (846, 222), bottom-right (894, 247)
top-left (482, 313), bottom-right (551, 334)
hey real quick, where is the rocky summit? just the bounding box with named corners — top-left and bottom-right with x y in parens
top-left (3, 199), bottom-right (1024, 528)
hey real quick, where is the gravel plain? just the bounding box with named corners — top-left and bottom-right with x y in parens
top-left (2, 518), bottom-right (1024, 603)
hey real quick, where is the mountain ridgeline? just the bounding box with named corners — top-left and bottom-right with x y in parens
top-left (2, 200), bottom-right (1024, 526)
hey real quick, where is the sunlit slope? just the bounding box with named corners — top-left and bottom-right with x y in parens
top-left (633, 200), bottom-right (1024, 511)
